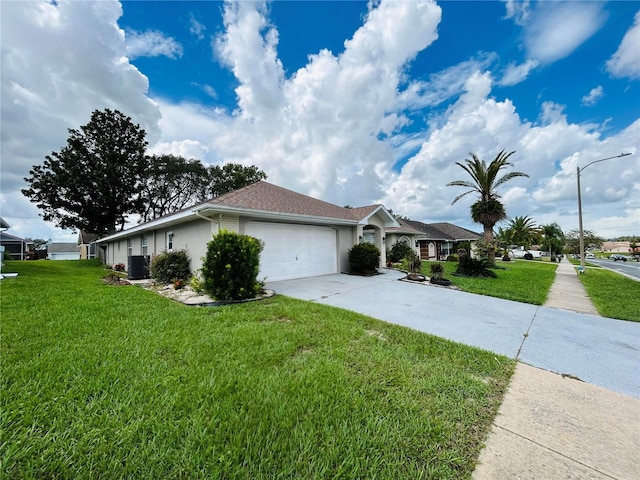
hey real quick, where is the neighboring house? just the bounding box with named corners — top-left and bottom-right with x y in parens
top-left (98, 181), bottom-right (399, 282)
top-left (384, 218), bottom-right (425, 258)
top-left (78, 231), bottom-right (100, 259)
top-left (602, 241), bottom-right (632, 253)
top-left (0, 231), bottom-right (29, 260)
top-left (48, 243), bottom-right (81, 260)
top-left (402, 220), bottom-right (481, 261)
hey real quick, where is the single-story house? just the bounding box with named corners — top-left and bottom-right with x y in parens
top-left (0, 232), bottom-right (29, 260)
top-left (401, 220), bottom-right (481, 261)
top-left (78, 231), bottom-right (100, 260)
top-left (602, 241), bottom-right (633, 253)
top-left (98, 181), bottom-right (399, 282)
top-left (48, 242), bottom-right (81, 260)
top-left (383, 218), bottom-right (425, 258)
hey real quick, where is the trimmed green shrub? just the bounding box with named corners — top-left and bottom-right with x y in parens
top-left (387, 242), bottom-right (414, 263)
top-left (455, 256), bottom-right (497, 278)
top-left (150, 250), bottom-right (191, 283)
top-left (446, 254), bottom-right (458, 262)
top-left (348, 243), bottom-right (380, 274)
top-left (202, 230), bottom-right (263, 301)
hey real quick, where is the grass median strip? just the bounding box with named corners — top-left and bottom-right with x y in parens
top-left (422, 259), bottom-right (557, 305)
top-left (577, 268), bottom-right (640, 322)
top-left (1, 261), bottom-right (513, 479)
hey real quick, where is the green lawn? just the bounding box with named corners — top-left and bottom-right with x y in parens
top-left (577, 268), bottom-right (640, 322)
top-left (566, 258), bottom-right (639, 322)
top-left (1, 261), bottom-right (514, 479)
top-left (422, 259), bottom-right (557, 305)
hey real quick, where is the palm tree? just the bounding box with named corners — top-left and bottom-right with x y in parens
top-left (495, 226), bottom-right (515, 260)
top-left (540, 223), bottom-right (565, 258)
top-left (507, 216), bottom-right (541, 249)
top-left (448, 150), bottom-right (529, 251)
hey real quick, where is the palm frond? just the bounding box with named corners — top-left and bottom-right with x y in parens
top-left (450, 189), bottom-right (475, 205)
top-left (494, 171), bottom-right (529, 189)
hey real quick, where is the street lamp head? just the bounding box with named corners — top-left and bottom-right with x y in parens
top-left (576, 151), bottom-right (633, 273)
top-left (578, 152), bottom-right (633, 173)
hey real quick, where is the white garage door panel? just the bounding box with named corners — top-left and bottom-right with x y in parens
top-left (245, 222), bottom-right (337, 281)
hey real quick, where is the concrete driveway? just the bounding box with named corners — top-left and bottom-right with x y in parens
top-left (267, 270), bottom-right (640, 398)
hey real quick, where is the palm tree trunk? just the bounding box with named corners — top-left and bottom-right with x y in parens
top-left (484, 225), bottom-right (496, 265)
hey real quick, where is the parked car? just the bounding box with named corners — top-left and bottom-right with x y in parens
top-left (610, 254), bottom-right (628, 262)
top-left (586, 253), bottom-right (596, 259)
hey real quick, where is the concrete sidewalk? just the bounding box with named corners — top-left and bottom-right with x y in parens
top-left (473, 363), bottom-right (640, 479)
top-left (474, 260), bottom-right (639, 479)
top-left (543, 259), bottom-right (599, 315)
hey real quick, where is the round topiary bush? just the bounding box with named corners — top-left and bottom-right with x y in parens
top-left (348, 243), bottom-right (380, 275)
top-left (201, 230), bottom-right (263, 301)
top-left (150, 249), bottom-right (191, 284)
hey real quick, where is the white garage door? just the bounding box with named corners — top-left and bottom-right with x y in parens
top-left (245, 222), bottom-right (337, 282)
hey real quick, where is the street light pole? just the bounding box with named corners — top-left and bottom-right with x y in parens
top-left (577, 152), bottom-right (632, 272)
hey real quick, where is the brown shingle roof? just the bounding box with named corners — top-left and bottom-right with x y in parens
top-left (404, 220), bottom-right (451, 239)
top-left (428, 222), bottom-right (481, 241)
top-left (385, 217), bottom-right (425, 235)
top-left (404, 220), bottom-right (481, 241)
top-left (346, 205), bottom-right (379, 220)
top-left (204, 181), bottom-right (359, 221)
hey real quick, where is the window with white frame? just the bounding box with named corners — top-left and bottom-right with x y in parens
top-left (166, 232), bottom-right (174, 251)
top-left (362, 227), bottom-right (375, 244)
top-left (141, 234), bottom-right (148, 256)
top-left (127, 238), bottom-right (132, 257)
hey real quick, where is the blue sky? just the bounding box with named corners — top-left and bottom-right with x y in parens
top-left (122, 0), bottom-right (638, 139)
top-left (2, 0), bottom-right (639, 242)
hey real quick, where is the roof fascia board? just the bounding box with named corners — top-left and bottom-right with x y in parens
top-left (196, 205), bottom-right (358, 226)
top-left (98, 209), bottom-right (196, 243)
top-left (98, 204), bottom-right (359, 244)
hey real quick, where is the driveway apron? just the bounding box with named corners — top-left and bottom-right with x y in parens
top-left (268, 270), bottom-right (640, 398)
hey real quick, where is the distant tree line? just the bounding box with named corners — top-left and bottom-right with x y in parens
top-left (22, 109), bottom-right (266, 236)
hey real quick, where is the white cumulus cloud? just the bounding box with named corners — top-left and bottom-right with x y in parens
top-left (606, 10), bottom-right (640, 80)
top-left (499, 59), bottom-right (539, 86)
top-left (0, 0), bottom-right (161, 240)
top-left (524, 2), bottom-right (606, 64)
top-left (125, 29), bottom-right (183, 59)
top-left (503, 0), bottom-right (531, 26)
top-left (581, 86), bottom-right (604, 106)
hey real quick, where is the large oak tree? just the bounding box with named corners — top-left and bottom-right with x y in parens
top-left (138, 159), bottom-right (267, 222)
top-left (23, 109), bottom-right (268, 234)
top-left (139, 154), bottom-right (210, 223)
top-left (22, 109), bottom-right (148, 236)
top-left (205, 163), bottom-right (267, 199)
